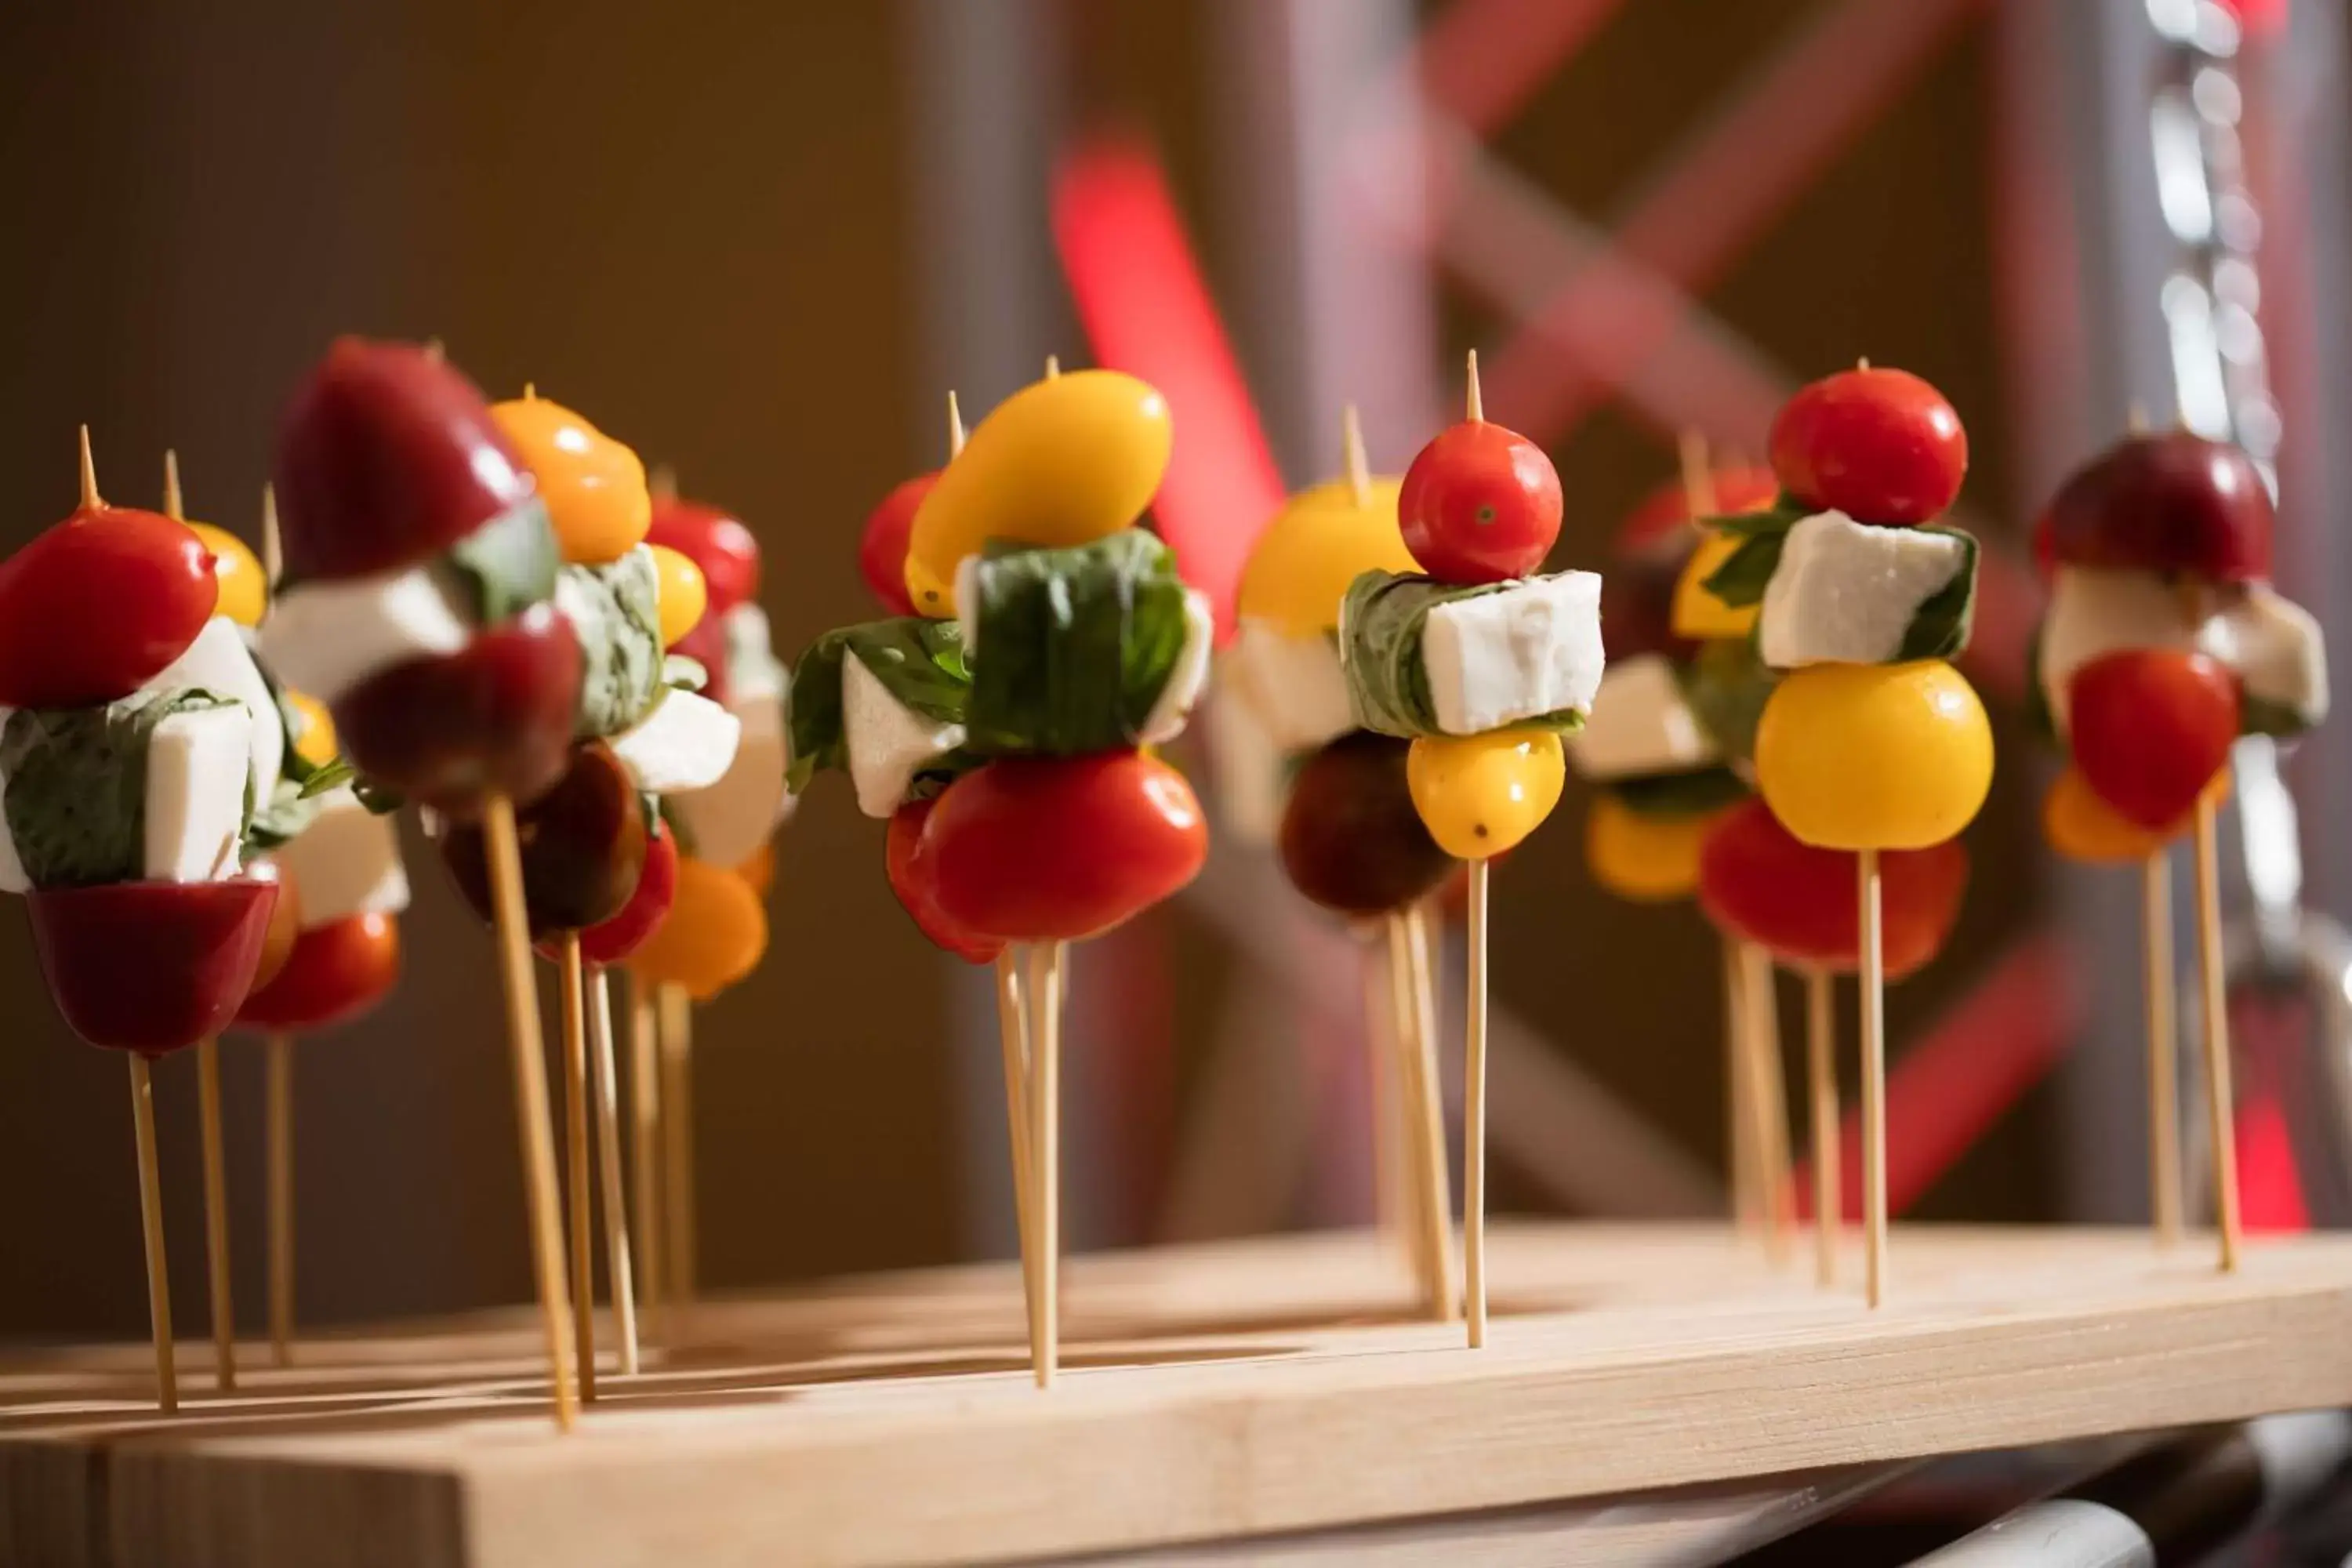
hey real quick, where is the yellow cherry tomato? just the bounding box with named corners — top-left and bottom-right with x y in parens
top-left (1236, 478), bottom-right (1418, 636)
top-left (1585, 793), bottom-right (1715, 902)
top-left (734, 840), bottom-right (776, 898)
top-left (903, 368), bottom-right (1172, 616)
top-left (489, 394), bottom-right (652, 565)
top-left (1755, 661), bottom-right (1993, 851)
top-left (647, 544), bottom-right (709, 649)
top-left (629, 855), bottom-right (768, 1000)
top-left (1406, 730), bottom-right (1566, 861)
top-left (1671, 530), bottom-right (1759, 640)
top-left (286, 691), bottom-right (339, 769)
top-left (2042, 763), bottom-right (2226, 864)
top-left (187, 522), bottom-right (267, 627)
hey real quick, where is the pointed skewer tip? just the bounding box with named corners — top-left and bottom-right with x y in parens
top-left (1341, 404), bottom-right (1371, 506)
top-left (1044, 354), bottom-right (1062, 381)
top-left (78, 426), bottom-right (100, 510)
top-left (162, 449), bottom-right (184, 521)
top-left (947, 390), bottom-right (967, 459)
top-left (1464, 350), bottom-right (1484, 423)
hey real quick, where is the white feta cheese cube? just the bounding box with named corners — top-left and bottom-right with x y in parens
top-left (1227, 619), bottom-right (1356, 754)
top-left (1756, 510), bottom-right (1968, 670)
top-left (1567, 653), bottom-right (1719, 781)
top-left (843, 652), bottom-right (966, 819)
top-left (278, 786), bottom-right (409, 927)
top-left (2200, 583), bottom-right (2329, 729)
top-left (1138, 588), bottom-right (1215, 746)
top-left (145, 704), bottom-right (256, 883)
top-left (667, 689), bottom-right (789, 869)
top-left (260, 568), bottom-right (473, 707)
top-left (2038, 567), bottom-right (2203, 731)
top-left (609, 689), bottom-right (742, 795)
top-left (1419, 570), bottom-right (1604, 735)
top-left (149, 616), bottom-right (283, 808)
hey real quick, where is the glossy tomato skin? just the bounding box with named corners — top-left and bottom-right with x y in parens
top-left (441, 741), bottom-right (648, 938)
top-left (274, 338), bottom-right (535, 582)
top-left (884, 798), bottom-right (1004, 964)
top-left (334, 602), bottom-right (583, 816)
top-left (1697, 797), bottom-right (1967, 980)
top-left (1399, 420), bottom-right (1563, 584)
top-left (923, 753), bottom-right (1208, 942)
top-left (235, 913), bottom-right (400, 1033)
top-left (561, 825), bottom-right (677, 967)
top-left (1279, 732), bottom-right (1454, 917)
top-left (29, 877), bottom-right (278, 1054)
top-left (2032, 432), bottom-right (2272, 583)
top-left (1769, 368), bottom-right (1967, 524)
top-left (1613, 467), bottom-right (1779, 558)
top-left (2067, 648), bottom-right (2239, 830)
top-left (0, 506), bottom-right (219, 707)
top-left (859, 475), bottom-right (934, 617)
top-left (245, 857), bottom-right (303, 992)
top-left (647, 496), bottom-right (761, 615)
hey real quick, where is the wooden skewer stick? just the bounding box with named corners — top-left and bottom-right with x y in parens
top-left (1720, 937), bottom-right (1759, 1231)
top-left (1359, 927), bottom-right (1406, 1252)
top-left (128, 1054), bottom-right (177, 1413)
top-left (659, 983), bottom-right (699, 1316)
top-left (2191, 798), bottom-right (2241, 1272)
top-left (994, 949), bottom-right (1040, 1367)
top-left (1383, 914), bottom-right (1441, 1306)
top-left (558, 936), bottom-right (597, 1401)
top-left (482, 797), bottom-right (579, 1430)
top-left (586, 968), bottom-right (640, 1377)
top-left (628, 978), bottom-right (664, 1338)
top-left (1044, 355), bottom-right (1062, 380)
top-left (1029, 942), bottom-right (1067, 1388)
top-left (1341, 404), bottom-right (1373, 508)
top-left (2143, 851), bottom-right (2182, 1247)
top-left (1858, 849), bottom-right (1889, 1308)
top-left (194, 1037), bottom-right (238, 1391)
top-left (1738, 943), bottom-right (1796, 1268)
top-left (1403, 906), bottom-right (1460, 1322)
top-left (79, 425), bottom-right (101, 510)
top-left (1804, 970), bottom-right (1838, 1287)
top-left (1465, 349), bottom-right (1485, 422)
top-left (1464, 861), bottom-right (1493, 1348)
top-left (266, 1031), bottom-right (296, 1367)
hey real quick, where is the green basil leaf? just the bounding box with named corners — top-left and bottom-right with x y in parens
top-left (663, 655), bottom-right (710, 694)
top-left (2, 690), bottom-right (249, 888)
top-left (1893, 526), bottom-right (1980, 662)
top-left (2241, 694), bottom-right (2314, 739)
top-left (786, 617), bottom-right (973, 796)
top-left (438, 497), bottom-right (560, 625)
top-left (1338, 570), bottom-right (1590, 739)
top-left (1697, 532), bottom-right (1786, 609)
top-left (296, 757), bottom-right (357, 798)
top-left (246, 777), bottom-right (325, 854)
top-left (1608, 765), bottom-right (1750, 821)
top-left (2021, 624), bottom-right (2058, 748)
top-left (1675, 638), bottom-right (1777, 763)
top-left (1700, 499), bottom-right (1809, 538)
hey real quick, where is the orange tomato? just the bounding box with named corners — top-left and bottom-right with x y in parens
top-left (627, 855), bottom-right (768, 1000)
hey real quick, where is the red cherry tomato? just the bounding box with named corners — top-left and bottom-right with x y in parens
top-left (884, 798), bottom-right (1004, 964)
top-left (859, 474), bottom-right (935, 617)
top-left (554, 824), bottom-right (678, 967)
top-left (1398, 420), bottom-right (1563, 585)
top-left (28, 878), bottom-right (279, 1054)
top-left (442, 741), bottom-right (648, 937)
top-left (2068, 648), bottom-right (2239, 831)
top-left (0, 506), bottom-right (219, 707)
top-left (922, 753), bottom-right (1208, 942)
top-left (1768, 367), bottom-right (1967, 525)
top-left (274, 338), bottom-right (536, 581)
top-left (1613, 467), bottom-right (1778, 558)
top-left (1697, 797), bottom-right (1967, 980)
top-left (2032, 432), bottom-right (2272, 584)
top-left (647, 496), bottom-right (761, 615)
top-left (236, 913), bottom-right (401, 1033)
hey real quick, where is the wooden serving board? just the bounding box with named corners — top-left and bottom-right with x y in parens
top-left (6, 1222), bottom-right (2351, 1567)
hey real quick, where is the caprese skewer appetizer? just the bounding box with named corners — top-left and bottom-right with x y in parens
top-left (1341, 354), bottom-right (1602, 1347)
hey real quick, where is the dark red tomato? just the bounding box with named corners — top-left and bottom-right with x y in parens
top-left (2068, 648), bottom-right (2239, 831)
top-left (236, 913), bottom-right (401, 1033)
top-left (1697, 797), bottom-right (1967, 980)
top-left (1769, 367), bottom-right (1967, 525)
top-left (245, 857), bottom-right (303, 992)
top-left (334, 601), bottom-right (583, 816)
top-left (859, 474), bottom-right (934, 617)
top-left (274, 337), bottom-right (535, 582)
top-left (556, 823), bottom-right (677, 967)
top-left (884, 798), bottom-right (1004, 964)
top-left (647, 496), bottom-right (761, 615)
top-left (0, 506), bottom-right (218, 706)
top-left (1613, 466), bottom-right (1779, 559)
top-left (2033, 432), bottom-right (2272, 584)
top-left (922, 752), bottom-right (1208, 942)
top-left (442, 741), bottom-right (648, 938)
top-left (1279, 732), bottom-right (1453, 917)
top-left (28, 877), bottom-right (278, 1054)
top-left (1399, 420), bottom-right (1563, 584)
top-left (668, 608), bottom-right (731, 707)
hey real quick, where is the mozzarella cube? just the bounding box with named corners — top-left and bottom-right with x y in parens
top-left (1202, 681), bottom-right (1284, 847)
top-left (2201, 583), bottom-right (2329, 729)
top-left (668, 690), bottom-right (789, 869)
top-left (1420, 571), bottom-right (1604, 735)
top-left (1227, 619), bottom-right (1355, 754)
top-left (1756, 511), bottom-right (1968, 670)
top-left (2038, 567), bottom-right (2203, 731)
top-left (150, 616), bottom-right (283, 808)
top-left (1567, 653), bottom-right (1719, 781)
top-left (145, 704), bottom-right (255, 883)
top-left (1138, 588), bottom-right (1215, 746)
top-left (722, 603), bottom-right (788, 702)
top-left (609, 689), bottom-right (742, 795)
top-left (279, 786), bottom-right (409, 927)
top-left (843, 652), bottom-right (965, 819)
top-left (260, 568), bottom-right (474, 708)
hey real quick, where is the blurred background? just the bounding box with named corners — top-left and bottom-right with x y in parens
top-left (2, 0), bottom-right (2348, 1340)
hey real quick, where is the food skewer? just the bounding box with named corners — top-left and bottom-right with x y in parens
top-left (2143, 853), bottom-right (2180, 1243)
top-left (586, 968), bottom-right (640, 1374)
top-left (129, 1054), bottom-right (176, 1410)
top-left (558, 935), bottom-right (597, 1399)
top-left (2191, 795), bottom-right (2239, 1268)
top-left (1803, 967), bottom-right (1838, 1283)
top-left (627, 976), bottom-right (663, 1335)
